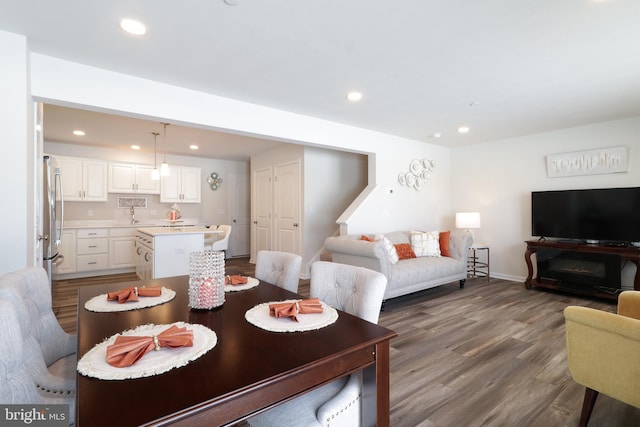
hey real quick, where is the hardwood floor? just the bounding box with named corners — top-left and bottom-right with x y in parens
top-left (52, 259), bottom-right (640, 426)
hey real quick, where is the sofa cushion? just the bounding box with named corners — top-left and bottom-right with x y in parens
top-left (390, 256), bottom-right (465, 287)
top-left (411, 230), bottom-right (441, 257)
top-left (439, 231), bottom-right (451, 257)
top-left (394, 243), bottom-right (416, 260)
top-left (375, 234), bottom-right (398, 264)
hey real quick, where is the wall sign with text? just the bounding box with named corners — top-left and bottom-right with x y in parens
top-left (546, 146), bottom-right (629, 178)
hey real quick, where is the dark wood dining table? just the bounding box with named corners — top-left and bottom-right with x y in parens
top-left (75, 274), bottom-right (397, 426)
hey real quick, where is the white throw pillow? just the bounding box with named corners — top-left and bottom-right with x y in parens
top-left (374, 234), bottom-right (399, 264)
top-left (411, 230), bottom-right (441, 257)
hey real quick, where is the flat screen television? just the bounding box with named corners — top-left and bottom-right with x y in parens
top-left (531, 187), bottom-right (640, 244)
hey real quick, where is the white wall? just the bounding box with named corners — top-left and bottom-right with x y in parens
top-left (251, 144), bottom-right (368, 275)
top-left (452, 117), bottom-right (640, 285)
top-left (0, 30), bottom-right (30, 274)
top-left (30, 54), bottom-right (454, 237)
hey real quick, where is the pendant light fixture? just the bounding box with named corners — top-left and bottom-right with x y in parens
top-left (160, 122), bottom-right (170, 177)
top-left (151, 131), bottom-right (160, 181)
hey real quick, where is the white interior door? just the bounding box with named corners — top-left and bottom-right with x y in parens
top-left (274, 160), bottom-right (301, 255)
top-left (228, 172), bottom-right (250, 257)
top-left (253, 167), bottom-right (272, 260)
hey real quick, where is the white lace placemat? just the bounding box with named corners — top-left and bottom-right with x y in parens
top-left (77, 322), bottom-right (217, 380)
top-left (245, 300), bottom-right (338, 332)
top-left (84, 287), bottom-right (176, 312)
top-left (225, 276), bottom-right (259, 292)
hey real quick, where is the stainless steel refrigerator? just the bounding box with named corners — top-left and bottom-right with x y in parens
top-left (42, 155), bottom-right (65, 284)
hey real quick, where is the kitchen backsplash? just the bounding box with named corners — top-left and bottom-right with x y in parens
top-left (64, 193), bottom-right (205, 225)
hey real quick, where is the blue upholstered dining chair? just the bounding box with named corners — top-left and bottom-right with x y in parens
top-left (248, 261), bottom-right (388, 427)
top-left (255, 250), bottom-right (302, 293)
top-left (0, 299), bottom-right (75, 425)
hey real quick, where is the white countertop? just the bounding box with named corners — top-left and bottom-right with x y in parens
top-left (136, 226), bottom-right (221, 236)
top-left (64, 218), bottom-right (204, 229)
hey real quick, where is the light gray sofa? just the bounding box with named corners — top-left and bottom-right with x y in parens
top-left (324, 230), bottom-right (473, 300)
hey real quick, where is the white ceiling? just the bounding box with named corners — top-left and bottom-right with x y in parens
top-left (2, 0), bottom-right (640, 159)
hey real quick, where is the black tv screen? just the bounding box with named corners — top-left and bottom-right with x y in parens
top-left (531, 187), bottom-right (640, 243)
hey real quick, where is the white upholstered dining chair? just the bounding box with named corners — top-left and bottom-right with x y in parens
top-left (0, 285), bottom-right (76, 397)
top-left (0, 299), bottom-right (75, 424)
top-left (255, 250), bottom-right (302, 293)
top-left (0, 267), bottom-right (76, 380)
top-left (248, 261), bottom-right (388, 427)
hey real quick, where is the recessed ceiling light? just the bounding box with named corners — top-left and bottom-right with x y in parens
top-left (189, 145), bottom-right (199, 150)
top-left (73, 130), bottom-right (85, 136)
top-left (431, 133), bottom-right (442, 138)
top-left (120, 19), bottom-right (146, 35)
top-left (131, 145), bottom-right (141, 150)
top-left (458, 126), bottom-right (470, 134)
top-left (346, 91), bottom-right (363, 102)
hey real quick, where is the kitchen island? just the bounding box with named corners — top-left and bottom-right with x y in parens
top-left (136, 226), bottom-right (223, 279)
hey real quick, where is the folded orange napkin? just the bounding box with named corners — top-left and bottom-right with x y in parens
top-left (107, 286), bottom-right (162, 303)
top-left (225, 275), bottom-right (248, 285)
top-left (269, 298), bottom-right (323, 322)
top-left (106, 325), bottom-right (194, 368)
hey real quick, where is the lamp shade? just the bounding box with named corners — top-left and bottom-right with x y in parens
top-left (456, 212), bottom-right (481, 229)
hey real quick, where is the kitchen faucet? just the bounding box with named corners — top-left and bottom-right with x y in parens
top-left (130, 207), bottom-right (139, 225)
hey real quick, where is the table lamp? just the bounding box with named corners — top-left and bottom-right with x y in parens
top-left (456, 212), bottom-right (481, 238)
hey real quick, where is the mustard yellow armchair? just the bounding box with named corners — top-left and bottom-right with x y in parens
top-left (564, 291), bottom-right (640, 427)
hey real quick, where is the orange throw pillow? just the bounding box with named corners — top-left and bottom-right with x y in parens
top-left (439, 231), bottom-right (451, 257)
top-left (394, 243), bottom-right (416, 260)
top-left (360, 234), bottom-right (375, 242)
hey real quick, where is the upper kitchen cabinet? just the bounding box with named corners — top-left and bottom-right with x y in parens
top-left (108, 163), bottom-right (160, 194)
top-left (56, 156), bottom-right (108, 202)
top-left (160, 166), bottom-right (201, 203)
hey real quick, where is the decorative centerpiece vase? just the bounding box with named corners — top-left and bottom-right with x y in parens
top-left (188, 250), bottom-right (225, 309)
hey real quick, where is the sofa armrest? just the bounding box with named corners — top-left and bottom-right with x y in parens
top-left (449, 230), bottom-right (473, 260)
top-left (324, 236), bottom-right (391, 278)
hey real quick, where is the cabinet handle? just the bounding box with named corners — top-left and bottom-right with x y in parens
top-left (144, 253), bottom-right (151, 262)
top-left (137, 247), bottom-right (142, 255)
top-left (253, 221), bottom-right (257, 224)
top-left (88, 245), bottom-right (97, 248)
top-left (293, 223), bottom-right (299, 227)
top-left (88, 233), bottom-right (97, 236)
top-left (88, 262), bottom-right (97, 265)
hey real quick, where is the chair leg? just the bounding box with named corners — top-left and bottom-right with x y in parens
top-left (459, 279), bottom-right (465, 288)
top-left (579, 387), bottom-right (599, 427)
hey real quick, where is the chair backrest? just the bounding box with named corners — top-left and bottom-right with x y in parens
top-left (310, 261), bottom-right (387, 324)
top-left (0, 300), bottom-right (44, 404)
top-left (255, 250), bottom-right (302, 293)
top-left (0, 267), bottom-right (75, 366)
top-left (0, 285), bottom-right (76, 396)
top-left (211, 224), bottom-right (232, 251)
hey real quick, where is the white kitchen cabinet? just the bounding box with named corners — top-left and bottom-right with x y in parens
top-left (108, 163), bottom-right (160, 194)
top-left (56, 156), bottom-right (108, 202)
top-left (109, 228), bottom-right (137, 268)
top-left (160, 166), bottom-right (201, 203)
top-left (52, 229), bottom-right (76, 275)
top-left (76, 228), bottom-right (109, 272)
